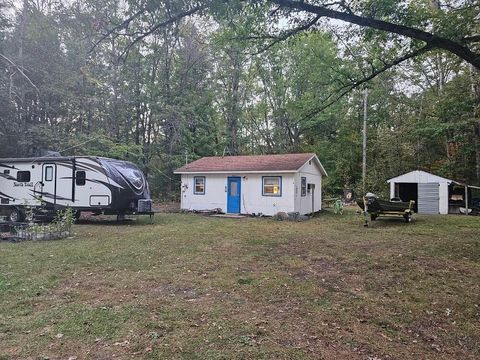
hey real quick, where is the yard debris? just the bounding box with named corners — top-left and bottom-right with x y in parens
top-left (240, 335), bottom-right (256, 346)
top-left (273, 211), bottom-right (309, 221)
top-left (273, 212), bottom-right (289, 221)
top-left (380, 333), bottom-right (393, 342)
top-left (113, 340), bottom-right (130, 347)
top-left (189, 208), bottom-right (223, 215)
top-left (149, 331), bottom-right (163, 339)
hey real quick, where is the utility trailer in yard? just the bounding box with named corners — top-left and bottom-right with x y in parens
top-left (357, 194), bottom-right (415, 226)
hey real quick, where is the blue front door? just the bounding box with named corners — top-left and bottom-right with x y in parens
top-left (227, 177), bottom-right (241, 213)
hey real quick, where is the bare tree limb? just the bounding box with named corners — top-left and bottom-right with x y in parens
top-left (89, 8), bottom-right (147, 53)
top-left (0, 53), bottom-right (40, 95)
top-left (301, 44), bottom-right (432, 120)
top-left (120, 4), bottom-right (207, 60)
top-left (248, 14), bottom-right (322, 55)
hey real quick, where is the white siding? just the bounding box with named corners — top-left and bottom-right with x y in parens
top-left (294, 160), bottom-right (323, 214)
top-left (0, 162), bottom-right (43, 207)
top-left (438, 182), bottom-right (449, 215)
top-left (180, 173), bottom-right (296, 216)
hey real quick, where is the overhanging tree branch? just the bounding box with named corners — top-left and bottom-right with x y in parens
top-left (463, 35), bottom-right (480, 43)
top-left (271, 0), bottom-right (480, 69)
top-left (96, 1), bottom-right (479, 67)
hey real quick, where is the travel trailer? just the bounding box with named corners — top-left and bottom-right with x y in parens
top-left (0, 156), bottom-right (152, 222)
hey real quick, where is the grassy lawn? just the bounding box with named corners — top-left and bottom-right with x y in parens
top-left (1, 210), bottom-right (479, 359)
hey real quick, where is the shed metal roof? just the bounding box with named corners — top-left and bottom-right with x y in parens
top-left (387, 170), bottom-right (452, 184)
top-left (387, 170), bottom-right (480, 189)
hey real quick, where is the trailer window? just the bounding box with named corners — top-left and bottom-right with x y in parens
top-left (263, 176), bottom-right (282, 196)
top-left (301, 177), bottom-right (307, 197)
top-left (194, 176), bottom-right (205, 195)
top-left (17, 171), bottom-right (30, 182)
top-left (76, 171), bottom-right (86, 186)
top-left (45, 166), bottom-right (54, 181)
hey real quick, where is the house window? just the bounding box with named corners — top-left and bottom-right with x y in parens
top-left (194, 176), bottom-right (205, 194)
top-left (301, 177), bottom-right (307, 197)
top-left (45, 166), bottom-right (54, 182)
top-left (263, 176), bottom-right (282, 196)
top-left (76, 171), bottom-right (86, 186)
top-left (17, 171), bottom-right (31, 182)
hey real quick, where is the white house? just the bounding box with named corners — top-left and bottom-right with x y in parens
top-left (387, 170), bottom-right (480, 215)
top-left (174, 153), bottom-right (327, 216)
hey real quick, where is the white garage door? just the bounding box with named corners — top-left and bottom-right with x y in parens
top-left (418, 183), bottom-right (440, 214)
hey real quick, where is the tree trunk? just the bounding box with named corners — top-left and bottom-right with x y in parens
top-left (19, 0), bottom-right (28, 155)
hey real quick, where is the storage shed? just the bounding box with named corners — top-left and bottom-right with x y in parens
top-left (387, 170), bottom-right (479, 215)
top-left (174, 153), bottom-right (327, 216)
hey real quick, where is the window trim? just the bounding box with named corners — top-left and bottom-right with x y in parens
top-left (262, 176), bottom-right (282, 197)
top-left (45, 166), bottom-right (54, 182)
top-left (16, 171), bottom-right (31, 182)
top-left (76, 170), bottom-right (86, 186)
top-left (193, 176), bottom-right (206, 195)
top-left (301, 177), bottom-right (307, 197)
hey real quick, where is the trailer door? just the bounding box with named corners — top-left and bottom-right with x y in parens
top-left (42, 163), bottom-right (57, 205)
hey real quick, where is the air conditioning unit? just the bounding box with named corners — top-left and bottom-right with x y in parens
top-left (138, 199), bottom-right (152, 213)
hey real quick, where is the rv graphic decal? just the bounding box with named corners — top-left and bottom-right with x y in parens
top-left (14, 182), bottom-right (33, 187)
top-left (0, 173), bottom-right (16, 181)
top-left (0, 191), bottom-right (16, 200)
top-left (0, 163), bottom-right (17, 169)
top-left (28, 190), bottom-right (72, 201)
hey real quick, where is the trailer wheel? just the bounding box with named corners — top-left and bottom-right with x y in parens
top-left (8, 208), bottom-right (23, 223)
top-left (404, 214), bottom-right (412, 223)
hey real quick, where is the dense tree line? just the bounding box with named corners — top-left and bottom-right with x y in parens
top-left (0, 0), bottom-right (479, 199)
